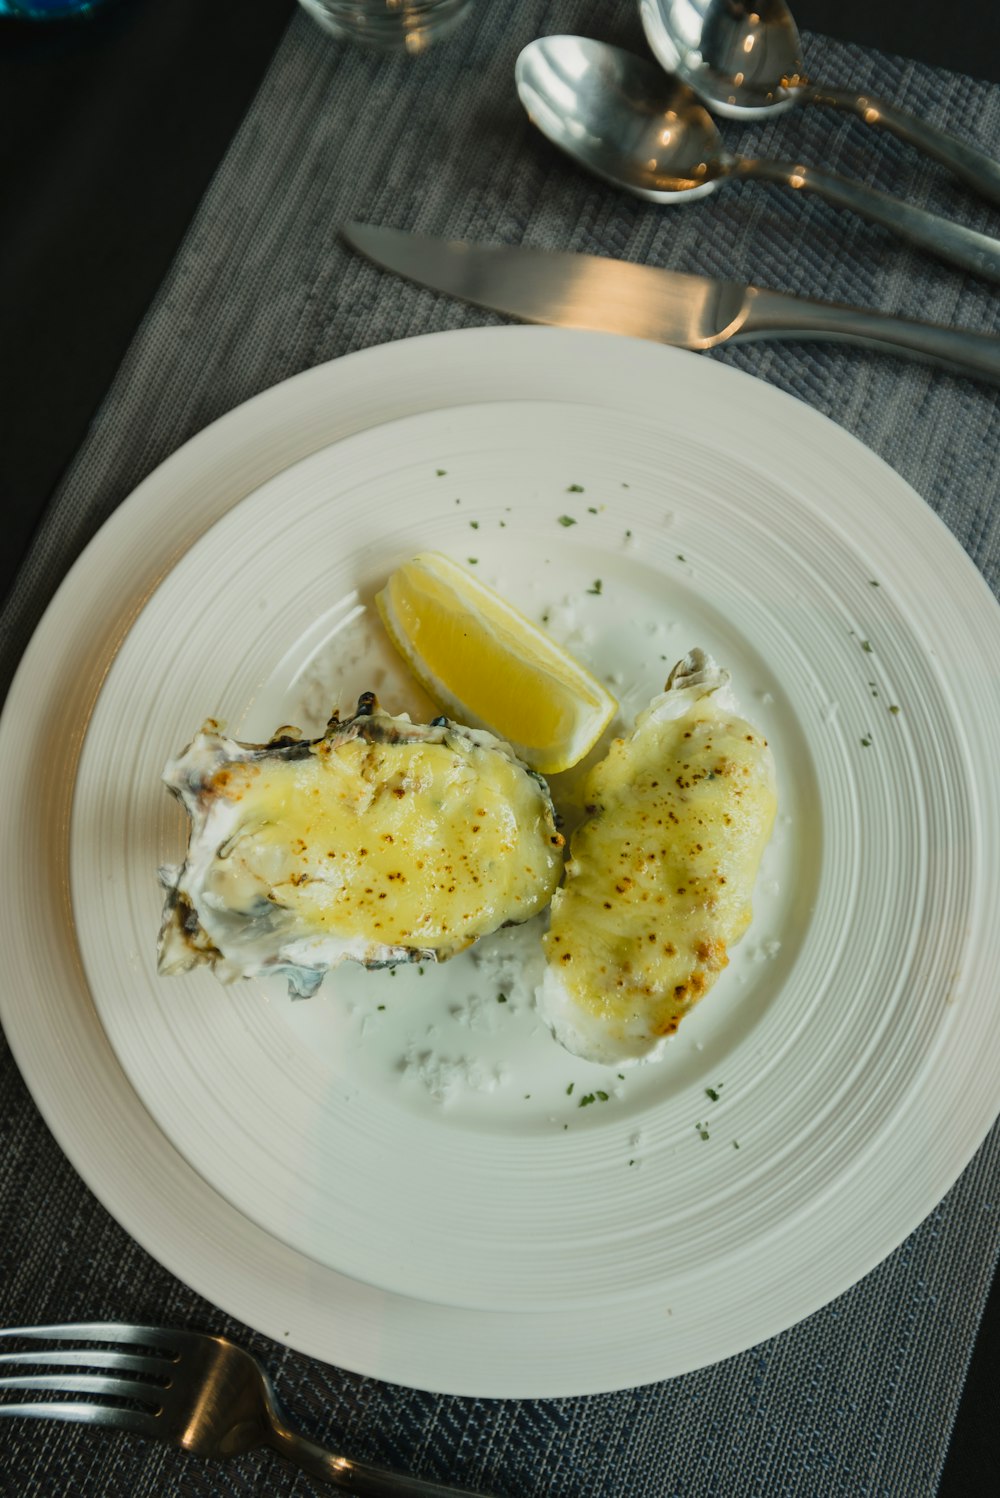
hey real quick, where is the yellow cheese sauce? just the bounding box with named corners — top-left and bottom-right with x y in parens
top-left (543, 700), bottom-right (777, 1040)
top-left (202, 735), bottom-right (564, 953)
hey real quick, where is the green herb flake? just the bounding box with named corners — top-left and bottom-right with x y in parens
top-left (587, 505), bottom-right (599, 514)
top-left (497, 992), bottom-right (507, 1004)
top-left (695, 1122), bottom-right (710, 1141)
top-left (861, 639), bottom-right (873, 653)
top-left (499, 520), bottom-right (506, 528)
top-left (625, 528), bottom-right (633, 538)
top-left (567, 483), bottom-right (585, 493)
top-left (436, 468), bottom-right (447, 476)
top-left (578, 1093), bottom-right (596, 1108)
top-left (377, 1004), bottom-right (386, 1011)
top-left (566, 1082), bottom-right (575, 1096)
top-left (418, 966), bottom-right (425, 975)
top-left (869, 579), bottom-right (880, 586)
top-left (469, 520), bottom-right (479, 529)
top-left (733, 1140), bottom-right (741, 1150)
top-left (705, 1087), bottom-right (720, 1102)
top-left (621, 482), bottom-right (630, 489)
top-left (454, 497), bottom-right (461, 504)
top-left (467, 557), bottom-right (478, 565)
top-left (889, 704), bottom-right (901, 715)
top-left (676, 553), bottom-right (686, 562)
top-left (587, 579), bottom-right (603, 596)
top-left (596, 1090), bottom-right (609, 1102)
top-left (558, 514), bottom-right (578, 527)
top-left (617, 1073), bottom-right (625, 1081)
top-left (861, 736), bottom-right (872, 747)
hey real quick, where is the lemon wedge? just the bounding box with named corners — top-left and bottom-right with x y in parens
top-left (376, 553), bottom-right (617, 774)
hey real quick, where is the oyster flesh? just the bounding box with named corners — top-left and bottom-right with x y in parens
top-left (158, 692), bottom-right (565, 997)
top-left (538, 651), bottom-right (777, 1064)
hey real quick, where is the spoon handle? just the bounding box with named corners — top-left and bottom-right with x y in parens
top-left (800, 84), bottom-right (1000, 209)
top-left (734, 156), bottom-right (1000, 282)
top-left (735, 287), bottom-right (1000, 383)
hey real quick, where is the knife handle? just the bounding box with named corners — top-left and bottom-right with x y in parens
top-left (733, 156), bottom-right (1000, 285)
top-left (800, 84), bottom-right (1000, 211)
top-left (736, 287), bottom-right (1000, 383)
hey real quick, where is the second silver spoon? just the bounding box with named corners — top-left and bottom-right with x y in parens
top-left (515, 37), bottom-right (1000, 283)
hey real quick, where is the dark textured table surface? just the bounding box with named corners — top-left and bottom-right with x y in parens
top-left (1, 2), bottom-right (997, 1492)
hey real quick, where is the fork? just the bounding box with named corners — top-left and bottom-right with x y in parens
top-left (0, 1323), bottom-right (492, 1495)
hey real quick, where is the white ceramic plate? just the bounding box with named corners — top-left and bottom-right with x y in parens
top-left (2, 329), bottom-right (999, 1395)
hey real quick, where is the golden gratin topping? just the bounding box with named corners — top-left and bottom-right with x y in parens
top-left (543, 697), bottom-right (777, 1043)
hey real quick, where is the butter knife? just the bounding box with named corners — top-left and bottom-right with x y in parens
top-left (342, 223), bottom-right (1000, 384)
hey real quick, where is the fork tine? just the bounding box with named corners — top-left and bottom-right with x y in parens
top-left (0, 1373), bottom-right (162, 1405)
top-left (0, 1350), bottom-right (167, 1375)
top-left (0, 1400), bottom-right (161, 1437)
top-left (0, 1323), bottom-right (180, 1352)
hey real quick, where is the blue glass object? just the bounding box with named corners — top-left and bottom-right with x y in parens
top-left (0, 0), bottom-right (116, 17)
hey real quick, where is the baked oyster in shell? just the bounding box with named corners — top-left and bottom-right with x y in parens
top-left (158, 692), bottom-right (564, 997)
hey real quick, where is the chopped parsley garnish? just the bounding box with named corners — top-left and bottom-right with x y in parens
top-left (566, 1082), bottom-right (575, 1096)
top-left (625, 528), bottom-right (632, 538)
top-left (587, 579), bottom-right (603, 595)
top-left (705, 1086), bottom-right (720, 1102)
top-left (469, 520), bottom-right (479, 529)
top-left (587, 505), bottom-right (598, 514)
top-left (676, 553), bottom-right (686, 562)
top-left (499, 520), bottom-right (506, 528)
top-left (566, 483), bottom-right (584, 493)
top-left (869, 579), bottom-right (880, 586)
top-left (695, 1122), bottom-right (710, 1141)
top-left (578, 1093), bottom-right (596, 1108)
top-left (377, 1004), bottom-right (386, 1010)
top-left (596, 1089), bottom-right (609, 1102)
top-left (497, 992), bottom-right (507, 1004)
top-left (861, 736), bottom-right (872, 747)
top-left (861, 639), bottom-right (873, 653)
top-left (733, 1140), bottom-right (741, 1150)
top-left (558, 514), bottom-right (577, 527)
top-left (889, 704), bottom-right (901, 714)
top-left (467, 557), bottom-right (478, 564)
top-left (436, 468), bottom-right (447, 476)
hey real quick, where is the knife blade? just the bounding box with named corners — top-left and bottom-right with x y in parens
top-left (341, 223), bottom-right (1000, 383)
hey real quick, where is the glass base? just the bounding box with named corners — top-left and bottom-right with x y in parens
top-left (297, 0), bottom-right (474, 54)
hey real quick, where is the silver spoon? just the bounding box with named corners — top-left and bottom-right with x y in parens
top-left (640, 0), bottom-right (1000, 207)
top-left (514, 36), bottom-right (1000, 283)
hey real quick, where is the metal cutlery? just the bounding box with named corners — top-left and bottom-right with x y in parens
top-left (0, 1322), bottom-right (490, 1496)
top-left (341, 223), bottom-right (1000, 383)
top-left (514, 36), bottom-right (1000, 284)
top-left (640, 0), bottom-right (1000, 207)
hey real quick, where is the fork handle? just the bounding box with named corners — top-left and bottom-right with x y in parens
top-left (269, 1425), bottom-right (490, 1497)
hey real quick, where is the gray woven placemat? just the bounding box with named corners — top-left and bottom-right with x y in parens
top-left (2, 3), bottom-right (999, 1494)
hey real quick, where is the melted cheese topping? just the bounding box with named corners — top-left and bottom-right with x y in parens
top-left (542, 699), bottom-right (776, 1049)
top-left (199, 735), bottom-right (563, 953)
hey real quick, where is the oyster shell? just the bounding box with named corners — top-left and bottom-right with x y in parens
top-left (158, 692), bottom-right (564, 997)
top-left (537, 651), bottom-right (777, 1064)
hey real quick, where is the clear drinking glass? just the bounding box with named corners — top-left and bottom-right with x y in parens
top-left (296, 0), bottom-right (473, 54)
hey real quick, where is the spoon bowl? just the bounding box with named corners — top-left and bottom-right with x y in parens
top-left (515, 34), bottom-right (722, 201)
top-left (639, 0), bottom-right (807, 119)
